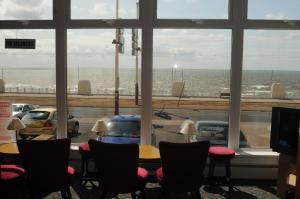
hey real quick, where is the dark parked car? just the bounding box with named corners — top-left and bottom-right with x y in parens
top-left (99, 115), bottom-right (156, 144)
top-left (194, 120), bottom-right (248, 147)
top-left (100, 115), bottom-right (141, 144)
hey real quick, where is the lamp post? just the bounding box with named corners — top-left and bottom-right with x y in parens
top-left (114, 0), bottom-right (120, 115)
top-left (91, 120), bottom-right (108, 141)
top-left (7, 118), bottom-right (26, 141)
top-left (180, 120), bottom-right (197, 143)
top-left (134, 2), bottom-right (140, 105)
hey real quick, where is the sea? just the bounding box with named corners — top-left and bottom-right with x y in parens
top-left (2, 67), bottom-right (300, 99)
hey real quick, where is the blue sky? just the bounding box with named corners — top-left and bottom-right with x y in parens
top-left (0, 0), bottom-right (300, 70)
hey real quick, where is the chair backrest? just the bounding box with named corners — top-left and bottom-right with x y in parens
top-left (17, 138), bottom-right (71, 193)
top-left (88, 139), bottom-right (139, 193)
top-left (159, 141), bottom-right (210, 192)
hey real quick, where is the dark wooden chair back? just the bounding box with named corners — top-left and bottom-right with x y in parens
top-left (88, 139), bottom-right (139, 193)
top-left (17, 138), bottom-right (71, 193)
top-left (159, 141), bottom-right (210, 192)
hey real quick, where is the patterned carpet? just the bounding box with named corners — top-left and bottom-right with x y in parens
top-left (2, 174), bottom-right (279, 199)
top-left (67, 175), bottom-right (279, 199)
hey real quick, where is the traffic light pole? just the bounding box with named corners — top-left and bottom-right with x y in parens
top-left (135, 2), bottom-right (139, 106)
top-left (114, 0), bottom-right (120, 115)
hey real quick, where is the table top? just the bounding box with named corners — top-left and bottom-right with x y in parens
top-left (139, 144), bottom-right (160, 162)
top-left (0, 142), bottom-right (161, 161)
top-left (0, 142), bottom-right (19, 155)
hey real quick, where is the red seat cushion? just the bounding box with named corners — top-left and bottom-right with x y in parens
top-left (79, 143), bottom-right (90, 152)
top-left (68, 166), bottom-right (76, 176)
top-left (156, 167), bottom-right (163, 182)
top-left (209, 146), bottom-right (235, 159)
top-left (138, 167), bottom-right (149, 180)
top-left (0, 164), bottom-right (25, 180)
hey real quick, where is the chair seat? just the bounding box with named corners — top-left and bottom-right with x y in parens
top-left (138, 167), bottom-right (149, 180)
top-left (79, 143), bottom-right (90, 152)
top-left (209, 146), bottom-right (235, 159)
top-left (0, 164), bottom-right (25, 180)
top-left (68, 166), bottom-right (76, 176)
top-left (155, 167), bottom-right (163, 182)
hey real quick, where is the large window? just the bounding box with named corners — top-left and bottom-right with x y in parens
top-left (241, 30), bottom-right (300, 148)
top-left (152, 29), bottom-right (231, 146)
top-left (0, 29), bottom-right (55, 141)
top-left (67, 29), bottom-right (142, 143)
top-left (1, 0), bottom-right (300, 150)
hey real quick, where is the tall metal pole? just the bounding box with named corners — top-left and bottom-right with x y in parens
top-left (135, 2), bottom-right (139, 105)
top-left (114, 0), bottom-right (120, 115)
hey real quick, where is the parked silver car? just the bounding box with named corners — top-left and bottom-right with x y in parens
top-left (12, 103), bottom-right (37, 119)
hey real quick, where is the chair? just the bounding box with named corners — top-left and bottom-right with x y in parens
top-left (79, 143), bottom-right (98, 187)
top-left (208, 146), bottom-right (235, 192)
top-left (17, 138), bottom-right (75, 199)
top-left (0, 158), bottom-right (25, 198)
top-left (156, 141), bottom-right (210, 199)
top-left (88, 139), bottom-right (149, 199)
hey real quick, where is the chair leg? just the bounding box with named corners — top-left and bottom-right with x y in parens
top-left (194, 189), bottom-right (202, 199)
top-left (80, 155), bottom-right (85, 185)
top-left (208, 158), bottom-right (215, 186)
top-left (61, 190), bottom-right (68, 199)
top-left (139, 189), bottom-right (145, 199)
top-left (100, 190), bottom-right (108, 199)
top-left (225, 160), bottom-right (233, 192)
top-left (161, 188), bottom-right (171, 199)
top-left (131, 192), bottom-right (137, 199)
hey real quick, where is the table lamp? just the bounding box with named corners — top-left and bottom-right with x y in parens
top-left (7, 118), bottom-right (26, 141)
top-left (180, 120), bottom-right (197, 143)
top-left (91, 120), bottom-right (108, 141)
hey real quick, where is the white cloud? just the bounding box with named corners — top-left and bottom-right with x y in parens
top-left (0, 0), bottom-right (51, 19)
top-left (264, 12), bottom-right (289, 20)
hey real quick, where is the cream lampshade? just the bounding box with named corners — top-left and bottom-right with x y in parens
top-left (91, 120), bottom-right (108, 141)
top-left (7, 118), bottom-right (26, 141)
top-left (180, 120), bottom-right (197, 143)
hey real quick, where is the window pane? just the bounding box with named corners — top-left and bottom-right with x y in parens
top-left (67, 29), bottom-right (142, 144)
top-left (0, 29), bottom-right (55, 141)
top-left (241, 30), bottom-right (300, 148)
top-left (0, 0), bottom-right (52, 20)
top-left (153, 29), bottom-right (231, 146)
top-left (71, 0), bottom-right (139, 19)
top-left (157, 0), bottom-right (228, 19)
top-left (248, 0), bottom-right (300, 20)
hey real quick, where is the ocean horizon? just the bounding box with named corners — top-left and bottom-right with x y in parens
top-left (2, 67), bottom-right (300, 98)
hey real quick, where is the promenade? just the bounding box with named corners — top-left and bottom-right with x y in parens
top-left (1, 93), bottom-right (300, 148)
top-left (1, 93), bottom-right (300, 111)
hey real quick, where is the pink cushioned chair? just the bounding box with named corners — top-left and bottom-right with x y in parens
top-left (17, 138), bottom-right (75, 199)
top-left (79, 143), bottom-right (98, 187)
top-left (88, 139), bottom-right (149, 199)
top-left (0, 161), bottom-right (25, 198)
top-left (156, 141), bottom-right (210, 199)
top-left (208, 146), bottom-right (235, 192)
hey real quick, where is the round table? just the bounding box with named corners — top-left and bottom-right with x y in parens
top-left (139, 144), bottom-right (160, 162)
top-left (0, 143), bottom-right (160, 162)
top-left (0, 142), bottom-right (19, 155)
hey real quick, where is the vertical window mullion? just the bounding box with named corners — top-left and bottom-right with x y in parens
top-left (140, 0), bottom-right (154, 144)
top-left (228, 0), bottom-right (247, 149)
top-left (54, 0), bottom-right (68, 139)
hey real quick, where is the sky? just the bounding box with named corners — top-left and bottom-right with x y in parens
top-left (1, 0), bottom-right (300, 70)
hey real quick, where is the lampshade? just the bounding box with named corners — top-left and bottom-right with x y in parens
top-left (180, 120), bottom-right (197, 136)
top-left (91, 120), bottom-right (108, 132)
top-left (7, 118), bottom-right (26, 130)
